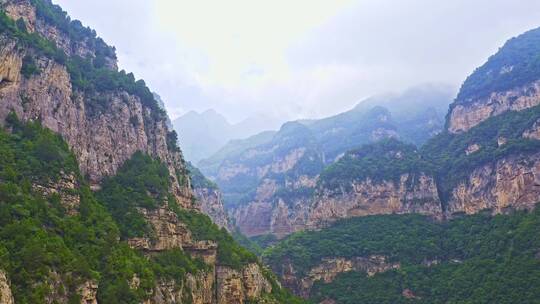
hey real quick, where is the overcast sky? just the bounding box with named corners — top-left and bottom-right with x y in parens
top-left (54, 0), bottom-right (540, 123)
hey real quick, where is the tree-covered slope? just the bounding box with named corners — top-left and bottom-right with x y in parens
top-left (457, 27), bottom-right (540, 103)
top-left (264, 206), bottom-right (540, 303)
top-left (0, 116), bottom-right (205, 303)
top-left (0, 115), bottom-right (304, 303)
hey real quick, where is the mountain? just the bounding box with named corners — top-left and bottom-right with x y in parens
top-left (197, 85), bottom-right (454, 237)
top-left (261, 26), bottom-right (540, 302)
top-left (0, 0), bottom-right (303, 303)
top-left (173, 109), bottom-right (281, 164)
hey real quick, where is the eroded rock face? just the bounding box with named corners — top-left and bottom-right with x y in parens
top-left (2, 0), bottom-right (36, 33)
top-left (448, 80), bottom-right (540, 133)
top-left (216, 264), bottom-right (272, 304)
top-left (0, 271), bottom-right (14, 304)
top-left (128, 208), bottom-right (193, 252)
top-left (195, 187), bottom-right (230, 230)
top-left (308, 174), bottom-right (443, 227)
top-left (448, 153), bottom-right (540, 214)
top-left (149, 271), bottom-right (215, 304)
top-left (234, 173), bottom-right (443, 238)
top-left (77, 281), bottom-right (98, 304)
top-left (280, 256), bottom-right (400, 298)
top-left (0, 35), bottom-right (193, 208)
top-left (32, 172), bottom-right (80, 215)
top-left (523, 118), bottom-right (540, 140)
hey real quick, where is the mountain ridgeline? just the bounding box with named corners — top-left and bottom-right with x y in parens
top-left (197, 34), bottom-right (540, 237)
top-left (173, 110), bottom-right (281, 164)
top-left (196, 86), bottom-right (453, 237)
top-left (259, 26), bottom-right (540, 303)
top-left (0, 0), bottom-right (303, 303)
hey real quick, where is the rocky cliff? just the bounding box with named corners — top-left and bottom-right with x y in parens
top-left (0, 1), bottom-right (299, 303)
top-left (279, 256), bottom-right (400, 298)
top-left (0, 0), bottom-right (192, 208)
top-left (232, 139), bottom-right (444, 237)
top-left (199, 89), bottom-right (452, 238)
top-left (0, 271), bottom-right (13, 304)
top-left (188, 163), bottom-right (231, 230)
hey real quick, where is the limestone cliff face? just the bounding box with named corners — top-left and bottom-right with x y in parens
top-left (448, 79), bottom-right (540, 134)
top-left (32, 172), bottom-right (80, 215)
top-left (0, 271), bottom-right (14, 304)
top-left (216, 264), bottom-right (273, 304)
top-left (233, 173), bottom-right (442, 238)
top-left (0, 14), bottom-right (193, 208)
top-left (125, 206), bottom-right (273, 304)
top-left (195, 187), bottom-right (230, 230)
top-left (307, 174), bottom-right (442, 227)
top-left (128, 208), bottom-right (194, 252)
top-left (0, 2), bottom-right (278, 303)
top-left (279, 256), bottom-right (399, 298)
top-left (448, 152), bottom-right (540, 215)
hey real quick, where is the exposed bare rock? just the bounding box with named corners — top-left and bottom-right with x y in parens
top-left (216, 264), bottom-right (272, 304)
top-left (0, 37), bottom-right (21, 86)
top-left (77, 281), bottom-right (98, 304)
top-left (216, 267), bottom-right (244, 304)
top-left (0, 35), bottom-right (193, 209)
top-left (448, 153), bottom-right (540, 214)
top-left (281, 256), bottom-right (400, 298)
top-left (371, 128), bottom-right (399, 141)
top-left (195, 187), bottom-right (230, 230)
top-left (402, 289), bottom-right (420, 299)
top-left (128, 208), bottom-right (192, 252)
top-left (523, 118), bottom-right (540, 140)
top-left (448, 80), bottom-right (540, 133)
top-left (184, 241), bottom-right (218, 265)
top-left (241, 263), bottom-right (272, 299)
top-left (465, 143), bottom-right (481, 155)
top-left (270, 148), bottom-right (306, 174)
top-left (217, 164), bottom-right (250, 181)
top-left (149, 271), bottom-right (214, 304)
top-left (2, 0), bottom-right (36, 32)
top-left (0, 271), bottom-right (14, 304)
top-left (234, 173), bottom-right (443, 237)
top-left (308, 174), bottom-right (443, 228)
top-left (233, 201), bottom-right (274, 237)
top-left (32, 172), bottom-right (80, 215)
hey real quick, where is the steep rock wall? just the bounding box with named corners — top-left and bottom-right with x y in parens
top-left (0, 33), bottom-right (193, 208)
top-left (279, 256), bottom-right (399, 298)
top-left (233, 173), bottom-right (443, 238)
top-left (0, 271), bottom-right (13, 304)
top-left (195, 187), bottom-right (230, 230)
top-left (448, 152), bottom-right (540, 214)
top-left (448, 80), bottom-right (540, 133)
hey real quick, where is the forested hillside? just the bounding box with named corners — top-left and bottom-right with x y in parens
top-left (264, 207), bottom-right (540, 303)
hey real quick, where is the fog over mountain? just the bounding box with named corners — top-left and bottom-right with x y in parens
top-left (173, 110), bottom-right (281, 163)
top-left (54, 0), bottom-right (540, 124)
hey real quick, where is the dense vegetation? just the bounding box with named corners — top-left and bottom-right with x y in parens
top-left (422, 105), bottom-right (540, 202)
top-left (457, 26), bottom-right (540, 102)
top-left (319, 139), bottom-right (430, 191)
top-left (97, 150), bottom-right (260, 270)
top-left (97, 152), bottom-right (170, 238)
top-left (265, 206), bottom-right (540, 303)
top-left (318, 106), bottom-right (540, 204)
top-left (0, 116), bottom-right (208, 303)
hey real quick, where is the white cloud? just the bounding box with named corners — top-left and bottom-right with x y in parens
top-left (53, 0), bottom-right (540, 124)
